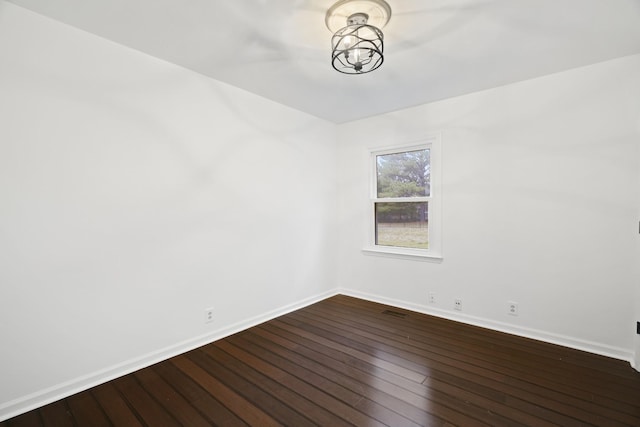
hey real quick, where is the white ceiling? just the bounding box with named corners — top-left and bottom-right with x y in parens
top-left (8, 0), bottom-right (640, 123)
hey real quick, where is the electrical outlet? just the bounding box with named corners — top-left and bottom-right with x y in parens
top-left (204, 307), bottom-right (214, 324)
top-left (454, 299), bottom-right (462, 311)
top-left (428, 292), bottom-right (436, 304)
top-left (508, 301), bottom-right (518, 316)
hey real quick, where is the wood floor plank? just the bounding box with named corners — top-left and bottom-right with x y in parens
top-left (272, 316), bottom-right (428, 383)
top-left (38, 399), bottom-right (74, 427)
top-left (91, 382), bottom-right (143, 427)
top-left (240, 328), bottom-right (457, 427)
top-left (223, 332), bottom-right (428, 427)
top-left (188, 347), bottom-right (320, 427)
top-left (172, 354), bottom-right (281, 427)
top-left (305, 298), bottom-right (640, 422)
top-left (134, 365), bottom-right (211, 427)
top-left (5, 410), bottom-right (42, 427)
top-left (3, 294), bottom-right (640, 427)
top-left (261, 320), bottom-right (538, 427)
top-left (112, 374), bottom-right (180, 426)
top-left (274, 304), bottom-right (633, 425)
top-left (212, 339), bottom-right (381, 427)
top-left (308, 300), bottom-right (639, 396)
top-left (153, 361), bottom-right (248, 426)
top-left (66, 391), bottom-right (110, 427)
top-left (330, 295), bottom-right (637, 380)
top-left (264, 321), bottom-right (506, 426)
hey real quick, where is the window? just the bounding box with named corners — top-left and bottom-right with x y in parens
top-left (365, 136), bottom-right (441, 259)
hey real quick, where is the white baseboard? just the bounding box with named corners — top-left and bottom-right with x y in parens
top-left (338, 288), bottom-right (635, 365)
top-left (0, 289), bottom-right (338, 422)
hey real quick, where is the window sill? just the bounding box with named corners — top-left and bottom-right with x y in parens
top-left (362, 246), bottom-right (443, 262)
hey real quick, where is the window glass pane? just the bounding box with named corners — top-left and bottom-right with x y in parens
top-left (375, 202), bottom-right (428, 249)
top-left (376, 149), bottom-right (430, 198)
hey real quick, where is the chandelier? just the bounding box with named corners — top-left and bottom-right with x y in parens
top-left (325, 0), bottom-right (392, 74)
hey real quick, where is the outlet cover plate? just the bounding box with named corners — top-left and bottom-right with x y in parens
top-left (508, 301), bottom-right (519, 316)
top-left (204, 307), bottom-right (214, 324)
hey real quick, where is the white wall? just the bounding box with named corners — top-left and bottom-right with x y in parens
top-left (0, 2), bottom-right (337, 420)
top-left (336, 54), bottom-right (640, 362)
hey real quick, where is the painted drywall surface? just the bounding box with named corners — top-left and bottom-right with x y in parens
top-left (336, 54), bottom-right (640, 359)
top-left (0, 1), bottom-right (337, 416)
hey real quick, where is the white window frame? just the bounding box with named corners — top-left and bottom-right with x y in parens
top-left (363, 135), bottom-right (442, 260)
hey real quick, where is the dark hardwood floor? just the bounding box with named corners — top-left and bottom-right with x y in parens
top-left (3, 295), bottom-right (640, 426)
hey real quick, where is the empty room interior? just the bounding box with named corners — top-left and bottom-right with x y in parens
top-left (1, 0), bottom-right (640, 425)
